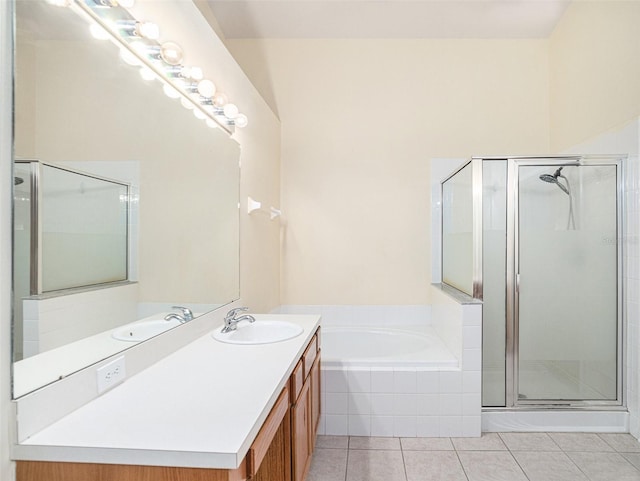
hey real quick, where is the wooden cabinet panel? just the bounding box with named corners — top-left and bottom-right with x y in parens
top-left (310, 354), bottom-right (321, 447)
top-left (302, 336), bottom-right (317, 379)
top-left (253, 409), bottom-right (291, 481)
top-left (290, 360), bottom-right (304, 404)
top-left (291, 380), bottom-right (311, 481)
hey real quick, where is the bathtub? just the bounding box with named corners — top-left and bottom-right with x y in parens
top-left (321, 326), bottom-right (458, 368)
top-left (318, 325), bottom-right (471, 438)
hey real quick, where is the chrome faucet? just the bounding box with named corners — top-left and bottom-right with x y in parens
top-left (164, 305), bottom-right (194, 324)
top-left (221, 307), bottom-right (255, 333)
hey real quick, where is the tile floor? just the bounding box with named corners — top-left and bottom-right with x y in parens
top-left (308, 433), bottom-right (640, 481)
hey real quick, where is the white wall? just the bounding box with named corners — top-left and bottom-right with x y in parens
top-left (227, 38), bottom-right (551, 306)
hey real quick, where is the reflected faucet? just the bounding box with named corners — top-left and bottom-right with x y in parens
top-left (164, 306), bottom-right (194, 324)
top-left (221, 307), bottom-right (256, 333)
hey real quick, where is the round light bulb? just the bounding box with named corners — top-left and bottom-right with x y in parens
top-left (180, 97), bottom-right (194, 110)
top-left (223, 103), bottom-right (239, 119)
top-left (190, 67), bottom-right (204, 81)
top-left (89, 24), bottom-right (110, 40)
top-left (139, 67), bottom-right (155, 81)
top-left (197, 79), bottom-right (216, 98)
top-left (118, 0), bottom-right (135, 7)
top-left (212, 92), bottom-right (228, 108)
top-left (163, 83), bottom-right (181, 99)
top-left (193, 108), bottom-right (207, 120)
top-left (234, 113), bottom-right (248, 128)
top-left (206, 118), bottom-right (218, 129)
top-left (136, 22), bottom-right (159, 40)
top-left (119, 48), bottom-right (140, 66)
top-left (160, 42), bottom-right (183, 66)
top-left (45, 0), bottom-right (71, 6)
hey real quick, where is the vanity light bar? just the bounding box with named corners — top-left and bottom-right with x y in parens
top-left (55, 0), bottom-right (248, 133)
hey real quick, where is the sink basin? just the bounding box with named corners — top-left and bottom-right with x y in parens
top-left (112, 318), bottom-right (182, 342)
top-left (212, 320), bottom-right (303, 345)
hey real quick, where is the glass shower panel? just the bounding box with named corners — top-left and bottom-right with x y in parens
top-left (517, 164), bottom-right (618, 401)
top-left (482, 160), bottom-right (507, 406)
top-left (442, 163), bottom-right (473, 296)
top-left (13, 163), bottom-right (32, 361)
top-left (41, 165), bottom-right (128, 292)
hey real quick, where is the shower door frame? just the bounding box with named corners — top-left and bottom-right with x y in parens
top-left (506, 155), bottom-right (624, 409)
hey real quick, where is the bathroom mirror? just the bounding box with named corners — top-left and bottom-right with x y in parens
top-left (12, 0), bottom-right (240, 397)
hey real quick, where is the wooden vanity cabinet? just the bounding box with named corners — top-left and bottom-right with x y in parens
top-left (16, 327), bottom-right (322, 481)
top-left (291, 329), bottom-right (321, 481)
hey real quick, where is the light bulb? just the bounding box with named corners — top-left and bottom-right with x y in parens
top-left (89, 24), bottom-right (110, 40)
top-left (223, 103), bottom-right (239, 119)
top-left (139, 67), bottom-right (155, 81)
top-left (160, 42), bottom-right (183, 66)
top-left (119, 48), bottom-right (140, 66)
top-left (190, 67), bottom-right (204, 81)
top-left (118, 0), bottom-right (135, 7)
top-left (180, 97), bottom-right (194, 110)
top-left (193, 108), bottom-right (207, 120)
top-left (206, 118), bottom-right (218, 129)
top-left (213, 92), bottom-right (228, 108)
top-left (234, 114), bottom-right (248, 128)
top-left (45, 0), bottom-right (71, 6)
top-left (163, 83), bottom-right (180, 99)
top-left (197, 79), bottom-right (216, 98)
top-left (136, 22), bottom-right (159, 40)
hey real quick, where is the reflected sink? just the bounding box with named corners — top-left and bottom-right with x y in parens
top-left (212, 320), bottom-right (303, 345)
top-left (112, 318), bottom-right (182, 342)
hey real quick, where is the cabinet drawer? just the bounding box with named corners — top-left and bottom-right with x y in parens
top-left (302, 335), bottom-right (317, 379)
top-left (248, 386), bottom-right (290, 477)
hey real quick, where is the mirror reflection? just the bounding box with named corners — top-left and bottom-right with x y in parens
top-left (12, 0), bottom-right (241, 398)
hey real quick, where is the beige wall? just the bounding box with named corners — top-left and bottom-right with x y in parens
top-left (228, 39), bottom-right (550, 304)
top-left (549, 1), bottom-right (640, 152)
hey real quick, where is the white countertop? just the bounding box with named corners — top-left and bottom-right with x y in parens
top-left (13, 314), bottom-right (321, 469)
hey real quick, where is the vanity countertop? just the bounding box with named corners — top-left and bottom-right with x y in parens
top-left (12, 314), bottom-right (321, 470)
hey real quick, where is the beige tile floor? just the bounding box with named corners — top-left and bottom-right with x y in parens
top-left (308, 433), bottom-right (640, 481)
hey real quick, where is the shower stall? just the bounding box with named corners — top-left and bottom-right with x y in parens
top-left (441, 156), bottom-right (624, 409)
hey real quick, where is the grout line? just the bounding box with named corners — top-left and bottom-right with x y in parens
top-left (344, 436), bottom-right (350, 481)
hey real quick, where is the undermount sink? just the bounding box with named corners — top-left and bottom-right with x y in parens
top-left (112, 318), bottom-right (183, 342)
top-left (212, 320), bottom-right (304, 345)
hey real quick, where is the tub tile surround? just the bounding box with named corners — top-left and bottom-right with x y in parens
top-left (276, 290), bottom-right (482, 437)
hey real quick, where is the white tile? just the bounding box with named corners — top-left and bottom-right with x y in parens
top-left (463, 325), bottom-right (482, 349)
top-left (371, 416), bottom-right (395, 437)
top-left (348, 369), bottom-right (371, 392)
top-left (463, 370), bottom-right (481, 393)
top-left (440, 416), bottom-right (463, 437)
top-left (463, 349), bottom-right (482, 371)
top-left (417, 416), bottom-right (441, 437)
top-left (22, 319), bottom-right (39, 342)
top-left (394, 416), bottom-right (417, 437)
top-left (325, 393), bottom-right (349, 415)
top-left (325, 414), bottom-right (348, 435)
top-left (316, 414), bottom-right (326, 435)
top-left (440, 371), bottom-right (462, 393)
top-left (348, 415), bottom-right (371, 436)
top-left (462, 305), bottom-right (482, 326)
top-left (349, 393), bottom-right (372, 415)
top-left (417, 371), bottom-right (439, 393)
top-left (325, 369), bottom-right (348, 392)
top-left (463, 393), bottom-right (482, 416)
top-left (393, 394), bottom-right (417, 416)
top-left (371, 369), bottom-right (394, 393)
top-left (393, 370), bottom-right (417, 393)
top-left (417, 394), bottom-right (439, 416)
top-left (440, 394), bottom-right (462, 416)
top-left (462, 416), bottom-right (482, 437)
top-left (371, 394), bottom-right (395, 415)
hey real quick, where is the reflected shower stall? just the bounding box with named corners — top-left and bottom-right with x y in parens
top-left (441, 156), bottom-right (623, 408)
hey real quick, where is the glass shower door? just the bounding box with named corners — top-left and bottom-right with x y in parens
top-left (516, 162), bottom-right (620, 403)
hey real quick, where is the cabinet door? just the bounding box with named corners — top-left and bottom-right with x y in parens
top-left (292, 380), bottom-right (311, 481)
top-left (310, 355), bottom-right (321, 446)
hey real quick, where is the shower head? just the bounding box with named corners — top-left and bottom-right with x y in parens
top-left (539, 167), bottom-right (569, 195)
top-left (14, 176), bottom-right (24, 186)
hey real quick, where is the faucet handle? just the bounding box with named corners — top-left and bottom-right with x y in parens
top-left (172, 305), bottom-right (194, 321)
top-left (225, 306), bottom-right (249, 319)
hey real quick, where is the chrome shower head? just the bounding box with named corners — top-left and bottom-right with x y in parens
top-left (539, 167), bottom-right (569, 195)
